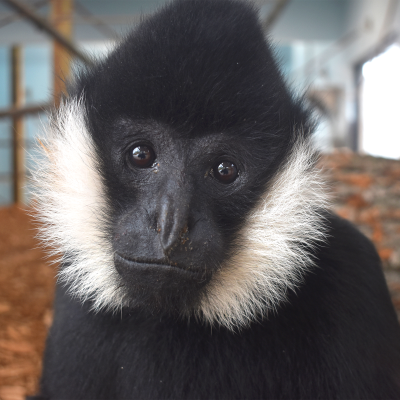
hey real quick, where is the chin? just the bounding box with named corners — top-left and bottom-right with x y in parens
top-left (114, 253), bottom-right (212, 314)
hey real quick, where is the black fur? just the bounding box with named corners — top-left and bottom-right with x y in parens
top-left (40, 215), bottom-right (400, 399)
top-left (37, 0), bottom-right (400, 398)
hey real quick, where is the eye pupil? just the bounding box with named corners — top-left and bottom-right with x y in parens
top-left (129, 145), bottom-right (155, 168)
top-left (214, 161), bottom-right (238, 184)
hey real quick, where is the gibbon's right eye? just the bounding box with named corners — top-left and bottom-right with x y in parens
top-left (128, 145), bottom-right (156, 168)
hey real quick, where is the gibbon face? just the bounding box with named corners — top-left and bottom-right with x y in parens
top-left (34, 0), bottom-right (328, 329)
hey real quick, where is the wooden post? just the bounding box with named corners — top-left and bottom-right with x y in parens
top-left (12, 45), bottom-right (25, 204)
top-left (51, 0), bottom-right (73, 107)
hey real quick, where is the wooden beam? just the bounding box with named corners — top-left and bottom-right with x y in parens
top-left (2, 0), bottom-right (92, 66)
top-left (263, 0), bottom-right (290, 31)
top-left (0, 0), bottom-right (48, 29)
top-left (51, 0), bottom-right (73, 107)
top-left (11, 45), bottom-right (25, 204)
top-left (0, 103), bottom-right (52, 119)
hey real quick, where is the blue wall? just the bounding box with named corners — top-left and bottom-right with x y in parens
top-left (0, 45), bottom-right (51, 205)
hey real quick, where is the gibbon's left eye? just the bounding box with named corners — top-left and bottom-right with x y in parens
top-left (213, 161), bottom-right (238, 184)
top-left (128, 145), bottom-right (156, 168)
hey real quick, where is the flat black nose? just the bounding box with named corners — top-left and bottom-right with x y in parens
top-left (158, 192), bottom-right (190, 255)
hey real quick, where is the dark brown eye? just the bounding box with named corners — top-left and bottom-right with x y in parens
top-left (213, 161), bottom-right (238, 184)
top-left (128, 145), bottom-right (156, 168)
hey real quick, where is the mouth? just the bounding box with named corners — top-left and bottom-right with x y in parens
top-left (114, 253), bottom-right (206, 277)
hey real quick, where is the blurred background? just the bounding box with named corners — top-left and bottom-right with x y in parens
top-left (0, 0), bottom-right (399, 399)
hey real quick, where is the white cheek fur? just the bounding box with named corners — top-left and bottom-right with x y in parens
top-left (198, 138), bottom-right (330, 329)
top-left (32, 98), bottom-right (127, 312)
top-left (32, 98), bottom-right (329, 330)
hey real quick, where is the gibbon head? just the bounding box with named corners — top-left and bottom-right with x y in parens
top-left (33, 0), bottom-right (328, 330)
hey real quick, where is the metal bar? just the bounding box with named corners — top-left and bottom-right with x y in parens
top-left (263, 0), bottom-right (290, 30)
top-left (1, 0), bottom-right (93, 66)
top-left (0, 103), bottom-right (51, 118)
top-left (0, 0), bottom-right (48, 29)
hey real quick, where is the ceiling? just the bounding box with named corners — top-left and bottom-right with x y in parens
top-left (0, 0), bottom-right (350, 45)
